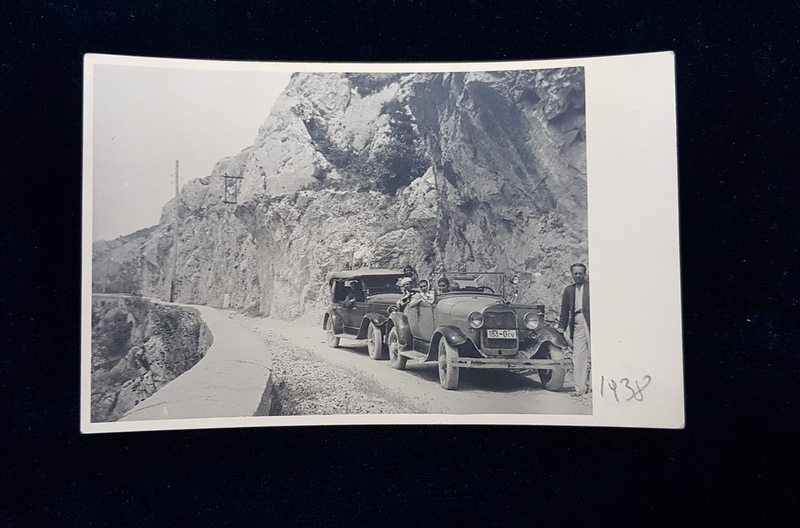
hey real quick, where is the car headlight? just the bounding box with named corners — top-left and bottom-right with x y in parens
top-left (468, 311), bottom-right (484, 329)
top-left (523, 312), bottom-right (539, 330)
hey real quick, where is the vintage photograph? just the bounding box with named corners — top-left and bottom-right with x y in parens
top-left (82, 54), bottom-right (683, 432)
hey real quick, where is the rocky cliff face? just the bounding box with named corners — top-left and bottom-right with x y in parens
top-left (91, 296), bottom-right (213, 422)
top-left (93, 68), bottom-right (587, 320)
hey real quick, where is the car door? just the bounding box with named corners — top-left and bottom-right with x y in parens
top-left (331, 280), bottom-right (352, 332)
top-left (407, 298), bottom-right (436, 343)
top-left (343, 279), bottom-right (368, 334)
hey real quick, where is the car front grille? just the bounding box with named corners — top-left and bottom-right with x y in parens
top-left (483, 310), bottom-right (516, 329)
top-left (482, 309), bottom-right (518, 350)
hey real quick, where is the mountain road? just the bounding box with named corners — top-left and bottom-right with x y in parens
top-left (232, 311), bottom-right (591, 417)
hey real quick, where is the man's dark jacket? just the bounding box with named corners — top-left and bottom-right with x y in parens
top-left (559, 281), bottom-right (590, 339)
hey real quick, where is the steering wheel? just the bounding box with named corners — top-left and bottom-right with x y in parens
top-left (481, 286), bottom-right (495, 293)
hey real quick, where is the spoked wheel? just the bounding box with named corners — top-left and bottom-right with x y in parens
top-left (388, 327), bottom-right (407, 370)
top-left (537, 343), bottom-right (565, 391)
top-left (326, 318), bottom-right (340, 348)
top-left (438, 339), bottom-right (460, 390)
top-left (367, 322), bottom-right (387, 360)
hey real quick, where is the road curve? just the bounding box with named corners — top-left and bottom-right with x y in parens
top-left (236, 313), bottom-right (591, 416)
top-left (121, 304), bottom-right (273, 421)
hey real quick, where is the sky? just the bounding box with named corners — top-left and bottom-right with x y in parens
top-left (91, 63), bottom-right (291, 241)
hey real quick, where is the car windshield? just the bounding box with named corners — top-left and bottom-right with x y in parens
top-left (361, 275), bottom-right (405, 295)
top-left (436, 272), bottom-right (506, 297)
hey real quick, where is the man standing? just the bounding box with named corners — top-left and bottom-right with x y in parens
top-left (558, 263), bottom-right (591, 395)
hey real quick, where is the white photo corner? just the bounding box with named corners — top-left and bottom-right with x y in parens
top-left (82, 52), bottom-right (683, 433)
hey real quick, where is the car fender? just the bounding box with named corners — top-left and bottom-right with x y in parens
top-left (387, 311), bottom-right (413, 349)
top-left (426, 326), bottom-right (469, 361)
top-left (526, 326), bottom-right (570, 356)
top-left (355, 313), bottom-right (389, 339)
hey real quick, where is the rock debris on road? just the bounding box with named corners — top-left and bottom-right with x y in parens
top-left (235, 311), bottom-right (591, 417)
top-left (247, 321), bottom-right (423, 416)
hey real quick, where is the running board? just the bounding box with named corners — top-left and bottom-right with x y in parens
top-left (334, 335), bottom-right (367, 345)
top-left (399, 350), bottom-right (428, 361)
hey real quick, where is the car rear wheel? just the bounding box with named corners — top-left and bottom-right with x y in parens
top-left (538, 343), bottom-right (565, 391)
top-left (438, 339), bottom-right (460, 390)
top-left (388, 327), bottom-right (407, 370)
top-left (367, 322), bottom-right (387, 360)
top-left (326, 318), bottom-right (340, 348)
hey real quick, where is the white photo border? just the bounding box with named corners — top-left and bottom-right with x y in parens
top-left (82, 52), bottom-right (683, 433)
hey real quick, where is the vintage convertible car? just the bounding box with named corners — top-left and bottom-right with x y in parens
top-left (323, 269), bottom-right (406, 359)
top-left (385, 272), bottom-right (572, 390)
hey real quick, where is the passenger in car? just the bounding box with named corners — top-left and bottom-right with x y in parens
top-left (396, 277), bottom-right (415, 311)
top-left (437, 277), bottom-right (451, 293)
top-left (408, 279), bottom-right (436, 309)
top-left (420, 279), bottom-right (436, 302)
top-left (343, 281), bottom-right (364, 308)
top-left (402, 264), bottom-right (419, 289)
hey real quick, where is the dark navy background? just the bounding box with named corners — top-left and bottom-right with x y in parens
top-left (2, 1), bottom-right (798, 524)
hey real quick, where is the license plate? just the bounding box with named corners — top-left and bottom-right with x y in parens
top-left (487, 329), bottom-right (517, 339)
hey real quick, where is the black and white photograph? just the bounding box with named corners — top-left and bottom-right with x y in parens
top-left (82, 53), bottom-right (683, 432)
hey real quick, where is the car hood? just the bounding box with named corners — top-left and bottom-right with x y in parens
top-left (367, 293), bottom-right (403, 303)
top-left (436, 294), bottom-right (505, 316)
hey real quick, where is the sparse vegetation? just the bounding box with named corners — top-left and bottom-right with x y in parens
top-left (92, 256), bottom-right (144, 294)
top-left (361, 99), bottom-right (429, 195)
top-left (91, 296), bottom-right (211, 422)
top-left (346, 73), bottom-right (401, 96)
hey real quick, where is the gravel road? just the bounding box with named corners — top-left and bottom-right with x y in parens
top-left (234, 312), bottom-right (591, 417)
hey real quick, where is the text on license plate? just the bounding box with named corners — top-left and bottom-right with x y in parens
top-left (487, 329), bottom-right (517, 339)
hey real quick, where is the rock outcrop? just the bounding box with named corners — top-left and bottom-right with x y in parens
top-left (91, 296), bottom-right (213, 422)
top-left (93, 68), bottom-right (587, 320)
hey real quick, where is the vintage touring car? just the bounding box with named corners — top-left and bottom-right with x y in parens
top-left (385, 272), bottom-right (572, 390)
top-left (323, 269), bottom-right (406, 359)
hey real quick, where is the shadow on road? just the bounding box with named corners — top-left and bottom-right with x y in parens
top-left (330, 340), bottom-right (370, 358)
top-left (399, 363), bottom-right (557, 394)
top-left (327, 337), bottom-right (570, 395)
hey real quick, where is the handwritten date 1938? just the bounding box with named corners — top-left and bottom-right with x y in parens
top-left (600, 375), bottom-right (652, 402)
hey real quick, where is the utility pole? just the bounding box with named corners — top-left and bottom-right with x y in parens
top-left (169, 160), bottom-right (179, 302)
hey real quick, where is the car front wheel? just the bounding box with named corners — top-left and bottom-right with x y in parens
top-left (367, 322), bottom-right (387, 360)
top-left (388, 327), bottom-right (407, 370)
top-left (438, 339), bottom-right (460, 390)
top-left (537, 343), bottom-right (565, 391)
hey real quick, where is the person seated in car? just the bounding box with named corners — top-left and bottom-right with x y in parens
top-left (402, 264), bottom-right (419, 289)
top-left (437, 277), bottom-right (451, 293)
top-left (418, 279), bottom-right (436, 303)
top-left (343, 281), bottom-right (363, 309)
top-left (396, 277), bottom-right (416, 311)
top-left (408, 279), bottom-right (436, 309)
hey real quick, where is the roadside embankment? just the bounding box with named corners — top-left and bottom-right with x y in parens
top-left (120, 304), bottom-right (273, 421)
top-left (91, 295), bottom-right (213, 422)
